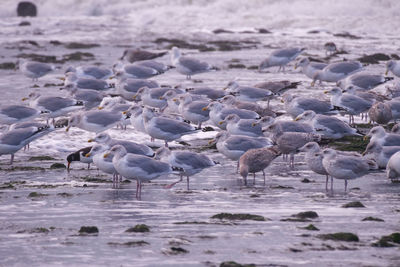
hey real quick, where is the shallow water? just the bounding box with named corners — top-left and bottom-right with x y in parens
top-left (1, 1), bottom-right (400, 266)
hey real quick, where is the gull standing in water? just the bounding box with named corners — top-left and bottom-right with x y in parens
top-left (238, 146), bottom-right (280, 186)
top-left (322, 148), bottom-right (375, 193)
top-left (85, 144), bottom-right (120, 188)
top-left (142, 107), bottom-right (197, 147)
top-left (0, 126), bottom-right (53, 164)
top-left (170, 46), bottom-right (215, 79)
top-left (155, 147), bottom-right (216, 190)
top-left (105, 145), bottom-right (179, 200)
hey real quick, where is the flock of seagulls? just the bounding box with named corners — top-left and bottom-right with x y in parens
top-left (2, 43), bottom-right (400, 200)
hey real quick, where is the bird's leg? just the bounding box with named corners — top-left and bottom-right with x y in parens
top-left (150, 137), bottom-right (154, 142)
top-left (267, 99), bottom-right (270, 109)
top-left (10, 154), bottom-right (14, 165)
top-left (344, 179), bottom-right (348, 193)
top-left (253, 173), bottom-right (256, 185)
top-left (277, 66), bottom-right (282, 72)
top-left (87, 163), bottom-right (90, 169)
top-left (262, 170), bottom-right (266, 186)
top-left (198, 122), bottom-right (202, 129)
top-left (164, 141), bottom-right (169, 147)
top-left (164, 174), bottom-right (183, 189)
top-left (136, 180), bottom-right (139, 199)
top-left (290, 153), bottom-right (295, 169)
top-left (331, 176), bottom-right (334, 194)
top-left (243, 175), bottom-right (247, 186)
top-left (186, 176), bottom-right (190, 191)
top-left (325, 175), bottom-right (329, 192)
top-left (236, 161), bottom-right (239, 173)
top-left (112, 173), bottom-right (115, 189)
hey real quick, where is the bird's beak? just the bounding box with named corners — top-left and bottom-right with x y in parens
top-left (361, 151), bottom-right (367, 156)
top-left (122, 111), bottom-right (127, 114)
top-left (173, 98), bottom-right (178, 102)
top-left (251, 122), bottom-right (257, 127)
top-left (57, 77), bottom-right (65, 81)
top-left (294, 63), bottom-right (298, 69)
top-left (88, 139), bottom-right (94, 143)
top-left (21, 97), bottom-right (28, 101)
top-left (159, 96), bottom-right (164, 100)
top-left (294, 117), bottom-right (300, 121)
top-left (103, 153), bottom-right (109, 158)
top-left (218, 121), bottom-right (224, 125)
top-left (363, 136), bottom-right (369, 141)
top-left (85, 153), bottom-right (91, 158)
top-left (208, 139), bottom-right (215, 145)
top-left (311, 81), bottom-right (315, 87)
top-left (98, 106), bottom-right (104, 110)
top-left (223, 87), bottom-right (228, 90)
top-left (202, 107), bottom-right (208, 111)
top-left (132, 95), bottom-right (137, 100)
top-left (385, 69), bottom-right (388, 75)
top-left (109, 75), bottom-right (115, 79)
top-left (280, 99), bottom-right (284, 103)
top-left (323, 90), bottom-right (329, 94)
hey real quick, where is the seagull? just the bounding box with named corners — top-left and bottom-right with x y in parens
top-left (224, 81), bottom-right (273, 106)
top-left (85, 144), bottom-right (120, 188)
top-left (18, 60), bottom-right (54, 81)
top-left (116, 78), bottom-right (159, 100)
top-left (275, 132), bottom-right (321, 169)
top-left (312, 61), bottom-right (363, 86)
top-left (133, 87), bottom-right (171, 110)
top-left (295, 57), bottom-right (327, 79)
top-left (365, 126), bottom-right (400, 147)
top-left (65, 65), bottom-right (113, 80)
top-left (142, 107), bottom-right (197, 147)
top-left (325, 87), bottom-right (372, 124)
top-left (88, 132), bottom-right (154, 157)
top-left (219, 114), bottom-right (269, 137)
top-left (0, 126), bottom-right (53, 164)
top-left (185, 87), bottom-right (226, 100)
top-left (177, 94), bottom-right (210, 128)
top-left (281, 93), bottom-right (338, 119)
top-left (203, 102), bottom-right (260, 129)
top-left (386, 60), bottom-right (400, 77)
top-left (22, 92), bottom-right (84, 124)
top-left (220, 95), bottom-right (277, 117)
top-left (386, 151), bottom-right (400, 180)
top-left (337, 72), bottom-right (393, 90)
top-left (66, 110), bottom-right (127, 133)
top-left (362, 141), bottom-right (400, 168)
top-left (259, 47), bottom-right (305, 72)
top-left (239, 146), bottom-right (280, 186)
top-left (113, 62), bottom-right (160, 79)
top-left (64, 72), bottom-right (110, 91)
top-left (105, 145), bottom-right (179, 200)
top-left (295, 110), bottom-right (362, 139)
top-left (324, 42), bottom-right (337, 56)
top-left (322, 148), bottom-right (375, 193)
top-left (155, 147), bottom-right (216, 190)
top-left (0, 105), bottom-right (43, 126)
top-left (170, 46), bottom-right (215, 79)
top-left (211, 131), bottom-right (273, 171)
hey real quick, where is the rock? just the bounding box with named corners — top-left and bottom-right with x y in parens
top-left (342, 201), bottom-right (365, 208)
top-left (28, 192), bottom-right (48, 198)
top-left (0, 62), bottom-right (16, 70)
top-left (220, 261), bottom-right (256, 267)
top-left (125, 224), bottom-right (150, 233)
top-left (108, 241), bottom-right (149, 247)
top-left (17, 2), bottom-right (37, 17)
top-left (29, 156), bottom-right (56, 161)
top-left (163, 246), bottom-right (189, 255)
top-left (318, 232), bottom-right (359, 242)
top-left (300, 224), bottom-right (320, 231)
top-left (372, 233), bottom-right (400, 247)
top-left (362, 216), bottom-right (384, 222)
top-left (79, 226), bottom-right (99, 234)
top-left (50, 163), bottom-right (66, 169)
top-left (292, 211), bottom-right (319, 219)
top-left (211, 213), bottom-right (266, 221)
top-left (19, 21), bottom-right (31, 26)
